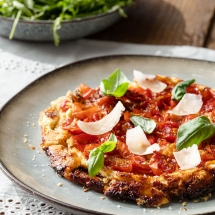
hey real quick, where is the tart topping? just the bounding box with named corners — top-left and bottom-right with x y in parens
top-left (87, 135), bottom-right (117, 177)
top-left (171, 79), bottom-right (195, 101)
top-left (133, 70), bottom-right (167, 93)
top-left (100, 69), bottom-right (130, 97)
top-left (126, 125), bottom-right (160, 155)
top-left (168, 93), bottom-right (203, 116)
top-left (176, 116), bottom-right (215, 150)
top-left (130, 115), bottom-right (156, 134)
top-left (77, 101), bottom-right (125, 135)
top-left (173, 144), bottom-right (201, 170)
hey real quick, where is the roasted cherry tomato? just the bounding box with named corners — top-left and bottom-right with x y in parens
top-left (60, 100), bottom-right (71, 112)
top-left (117, 141), bottom-right (133, 159)
top-left (79, 84), bottom-right (96, 99)
top-left (156, 121), bottom-right (179, 143)
top-left (62, 119), bottom-right (82, 135)
top-left (83, 143), bottom-right (101, 158)
top-left (104, 156), bottom-right (133, 173)
top-left (72, 133), bottom-right (99, 145)
top-left (149, 151), bottom-right (178, 176)
top-left (132, 156), bottom-right (153, 175)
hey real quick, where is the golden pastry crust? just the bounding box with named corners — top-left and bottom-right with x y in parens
top-left (39, 75), bottom-right (215, 207)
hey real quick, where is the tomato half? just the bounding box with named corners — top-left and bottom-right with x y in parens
top-left (62, 119), bottom-right (82, 134)
top-left (83, 143), bottom-right (101, 158)
top-left (60, 100), bottom-right (70, 112)
top-left (132, 156), bottom-right (153, 175)
top-left (104, 156), bottom-right (133, 173)
top-left (156, 121), bottom-right (179, 143)
top-left (117, 141), bottom-right (133, 159)
top-left (78, 84), bottom-right (96, 99)
top-left (149, 151), bottom-right (178, 176)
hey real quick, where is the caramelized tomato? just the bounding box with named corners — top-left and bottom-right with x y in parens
top-left (60, 100), bottom-right (70, 112)
top-left (83, 143), bottom-right (101, 158)
top-left (62, 119), bottom-right (82, 135)
top-left (156, 121), bottom-right (179, 143)
top-left (104, 156), bottom-right (133, 173)
top-left (117, 141), bottom-right (132, 159)
top-left (149, 151), bottom-right (178, 176)
top-left (132, 156), bottom-right (153, 175)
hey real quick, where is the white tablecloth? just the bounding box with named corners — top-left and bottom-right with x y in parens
top-left (1, 36), bottom-right (215, 214)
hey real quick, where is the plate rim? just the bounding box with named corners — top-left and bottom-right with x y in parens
top-left (1, 54), bottom-right (215, 214)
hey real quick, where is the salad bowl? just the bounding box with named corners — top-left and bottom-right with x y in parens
top-left (0, 1), bottom-right (133, 45)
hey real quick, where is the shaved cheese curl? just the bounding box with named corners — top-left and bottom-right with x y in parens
top-left (77, 101), bottom-right (125, 135)
top-left (168, 93), bottom-right (203, 116)
top-left (133, 70), bottom-right (167, 93)
top-left (173, 144), bottom-right (201, 170)
top-left (142, 143), bottom-right (160, 155)
top-left (126, 126), bottom-right (160, 155)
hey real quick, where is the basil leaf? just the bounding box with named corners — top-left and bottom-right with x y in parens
top-left (108, 133), bottom-right (117, 142)
top-left (176, 116), bottom-right (215, 150)
top-left (172, 79), bottom-right (195, 101)
top-left (98, 141), bottom-right (117, 153)
top-left (130, 115), bottom-right (156, 134)
top-left (87, 134), bottom-right (117, 177)
top-left (87, 148), bottom-right (104, 178)
top-left (100, 69), bottom-right (130, 97)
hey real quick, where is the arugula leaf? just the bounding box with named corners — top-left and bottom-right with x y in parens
top-left (87, 133), bottom-right (117, 177)
top-left (130, 115), bottom-right (156, 134)
top-left (52, 16), bottom-right (62, 46)
top-left (100, 69), bottom-right (130, 97)
top-left (172, 79), bottom-right (195, 101)
top-left (9, 10), bottom-right (22, 40)
top-left (87, 148), bottom-right (104, 178)
top-left (13, 1), bottom-right (33, 17)
top-left (176, 116), bottom-right (215, 150)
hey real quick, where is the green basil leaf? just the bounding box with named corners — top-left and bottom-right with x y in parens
top-left (87, 148), bottom-right (104, 178)
top-left (172, 79), bottom-right (195, 101)
top-left (98, 141), bottom-right (117, 153)
top-left (130, 115), bottom-right (156, 134)
top-left (108, 133), bottom-right (117, 142)
top-left (176, 116), bottom-right (215, 150)
top-left (87, 133), bottom-right (117, 177)
top-left (100, 69), bottom-right (130, 97)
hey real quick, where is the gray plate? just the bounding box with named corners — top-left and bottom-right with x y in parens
top-left (1, 55), bottom-right (215, 215)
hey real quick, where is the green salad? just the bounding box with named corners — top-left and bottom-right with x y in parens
top-left (0, 0), bottom-right (134, 45)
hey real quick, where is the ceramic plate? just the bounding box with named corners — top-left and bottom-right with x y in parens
top-left (1, 55), bottom-right (215, 215)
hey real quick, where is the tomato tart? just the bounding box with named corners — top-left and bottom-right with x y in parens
top-left (39, 69), bottom-right (215, 207)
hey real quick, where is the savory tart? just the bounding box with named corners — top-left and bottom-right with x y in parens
top-left (39, 69), bottom-right (215, 207)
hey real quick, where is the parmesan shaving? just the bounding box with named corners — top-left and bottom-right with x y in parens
top-left (168, 93), bottom-right (203, 116)
top-left (77, 101), bottom-right (125, 135)
top-left (133, 70), bottom-right (167, 93)
top-left (173, 144), bottom-right (201, 170)
top-left (126, 126), bottom-right (160, 155)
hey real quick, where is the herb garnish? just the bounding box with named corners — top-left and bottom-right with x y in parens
top-left (172, 79), bottom-right (195, 101)
top-left (100, 69), bottom-right (130, 97)
top-left (87, 133), bottom-right (117, 177)
top-left (176, 116), bottom-right (215, 150)
top-left (130, 115), bottom-right (156, 134)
